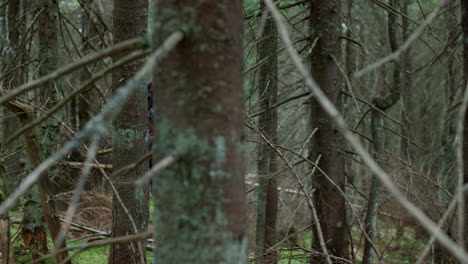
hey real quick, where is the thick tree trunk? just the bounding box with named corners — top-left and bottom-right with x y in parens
top-left (309, 0), bottom-right (348, 262)
top-left (151, 1), bottom-right (247, 263)
top-left (255, 2), bottom-right (279, 264)
top-left (109, 0), bottom-right (149, 263)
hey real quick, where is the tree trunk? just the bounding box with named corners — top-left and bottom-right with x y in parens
top-left (1, 2), bottom-right (22, 263)
top-left (151, 1), bottom-right (247, 263)
top-left (108, 0), bottom-right (149, 263)
top-left (309, 0), bottom-right (348, 262)
top-left (397, 0), bottom-right (411, 240)
top-left (362, 1), bottom-right (401, 263)
top-left (2, 1), bottom-right (52, 262)
top-left (255, 2), bottom-right (279, 264)
top-left (400, 0), bottom-right (411, 165)
top-left (462, 0), bottom-right (468, 251)
top-left (36, 0), bottom-right (70, 262)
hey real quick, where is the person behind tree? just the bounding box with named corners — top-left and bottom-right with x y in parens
top-left (148, 83), bottom-right (155, 167)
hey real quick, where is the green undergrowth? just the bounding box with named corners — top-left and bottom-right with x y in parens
top-left (9, 221), bottom-right (154, 264)
top-left (274, 218), bottom-right (426, 264)
top-left (9, 215), bottom-right (425, 263)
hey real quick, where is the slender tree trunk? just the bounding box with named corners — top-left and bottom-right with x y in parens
top-left (362, 1), bottom-right (401, 263)
top-left (108, 0), bottom-right (149, 263)
top-left (151, 1), bottom-right (247, 263)
top-left (309, 0), bottom-right (348, 262)
top-left (2, 2), bottom-right (50, 262)
top-left (255, 2), bottom-right (278, 264)
top-left (35, 0), bottom-right (70, 262)
top-left (362, 110), bottom-right (385, 264)
top-left (255, 3), bottom-right (279, 264)
top-left (400, 0), bottom-right (411, 165)
top-left (75, 0), bottom-right (101, 131)
top-left (397, 0), bottom-right (411, 240)
top-left (71, 0), bottom-right (94, 131)
top-left (461, 0), bottom-right (468, 251)
top-left (1, 2), bottom-right (22, 263)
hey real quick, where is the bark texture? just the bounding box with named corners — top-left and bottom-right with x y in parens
top-left (151, 1), bottom-right (247, 263)
top-left (109, 0), bottom-right (149, 263)
top-left (255, 2), bottom-right (279, 264)
top-left (309, 0), bottom-right (348, 262)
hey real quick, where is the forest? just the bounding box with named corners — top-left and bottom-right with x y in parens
top-left (0, 0), bottom-right (467, 263)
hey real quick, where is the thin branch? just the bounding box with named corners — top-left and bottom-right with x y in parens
top-left (5, 49), bottom-right (150, 144)
top-left (32, 231), bottom-right (152, 264)
top-left (354, 0), bottom-right (448, 78)
top-left (245, 116), bottom-right (333, 264)
top-left (0, 37), bottom-right (145, 106)
top-left (135, 152), bottom-right (181, 187)
top-left (263, 0), bottom-right (468, 261)
top-left (0, 31), bottom-right (184, 216)
top-left (55, 135), bottom-right (101, 248)
top-left (415, 185), bottom-right (468, 264)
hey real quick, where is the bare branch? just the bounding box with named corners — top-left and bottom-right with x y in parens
top-left (263, 0), bottom-right (468, 261)
top-left (354, 0), bottom-right (448, 78)
top-left (0, 32), bottom-right (184, 216)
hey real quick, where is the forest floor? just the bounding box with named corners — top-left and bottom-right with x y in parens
top-left (7, 218), bottom-right (425, 264)
top-left (6, 193), bottom-right (425, 264)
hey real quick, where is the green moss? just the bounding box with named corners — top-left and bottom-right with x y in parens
top-left (113, 128), bottom-right (146, 150)
top-left (152, 120), bottom-right (246, 263)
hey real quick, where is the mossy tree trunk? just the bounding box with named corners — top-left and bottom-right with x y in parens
top-left (255, 2), bottom-right (279, 264)
top-left (362, 1), bottom-right (401, 263)
top-left (2, 1), bottom-right (52, 262)
top-left (151, 1), bottom-right (247, 263)
top-left (309, 0), bottom-right (348, 262)
top-left (35, 0), bottom-right (71, 262)
top-left (108, 0), bottom-right (149, 263)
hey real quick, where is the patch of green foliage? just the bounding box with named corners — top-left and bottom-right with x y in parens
top-left (8, 221), bottom-right (154, 264)
top-left (260, 218), bottom-right (426, 264)
top-left (70, 244), bottom-right (109, 264)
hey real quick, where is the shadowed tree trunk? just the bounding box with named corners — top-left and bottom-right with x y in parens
top-left (309, 0), bottom-right (348, 262)
top-left (108, 0), bottom-right (149, 263)
top-left (35, 0), bottom-right (71, 262)
top-left (397, 0), bottom-right (411, 240)
top-left (1, 2), bottom-right (23, 263)
top-left (433, 1), bottom-right (460, 260)
top-left (362, 1), bottom-right (401, 263)
top-left (462, 0), bottom-right (468, 251)
top-left (400, 0), bottom-right (411, 166)
top-left (255, 2), bottom-right (279, 264)
top-left (2, 2), bottom-right (55, 262)
top-left (151, 1), bottom-right (247, 263)
top-left (73, 0), bottom-right (103, 131)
